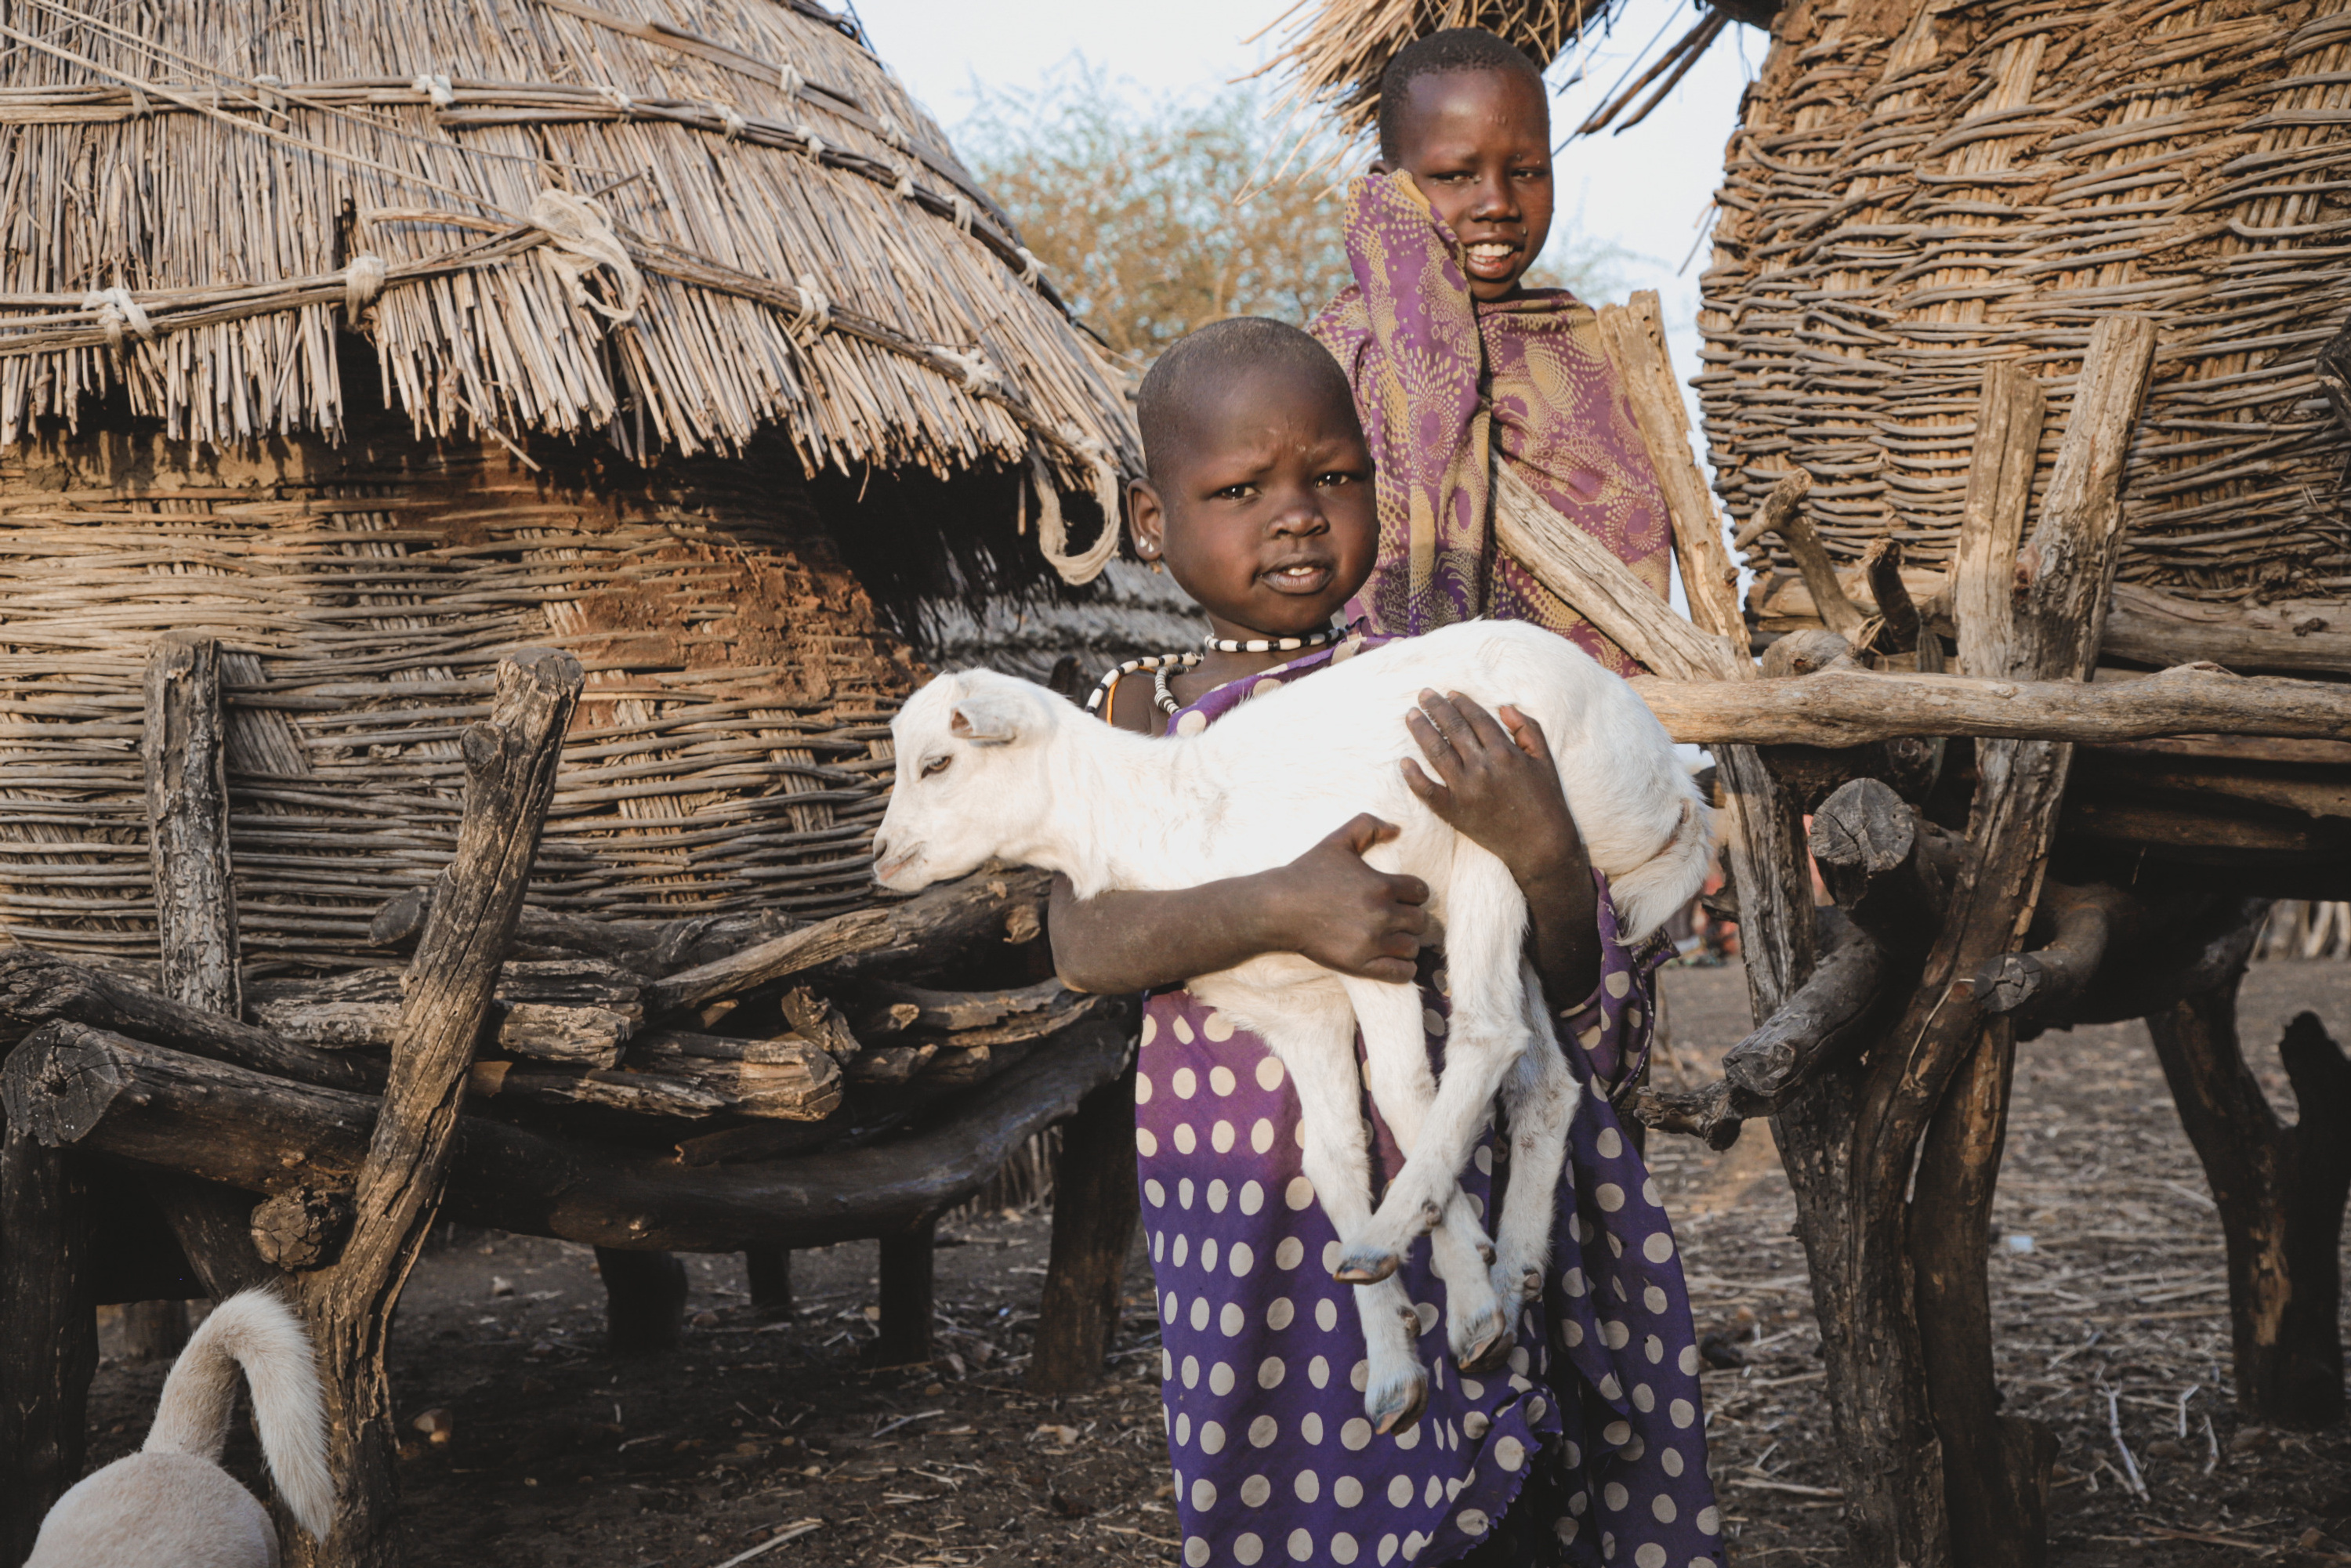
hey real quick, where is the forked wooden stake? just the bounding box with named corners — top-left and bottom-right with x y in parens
top-left (287, 646), bottom-right (581, 1568)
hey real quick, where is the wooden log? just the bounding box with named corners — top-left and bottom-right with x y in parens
top-left (1808, 779), bottom-right (1955, 955)
top-left (1592, 291), bottom-right (1744, 643)
top-left (646, 866), bottom-right (1053, 1017)
top-left (250, 1186), bottom-right (355, 1273)
top-left (847, 1043), bottom-right (939, 1085)
top-left (141, 633), bottom-right (273, 1310)
top-left (1860, 538), bottom-right (1920, 655)
top-left (852, 979), bottom-right (1073, 1036)
top-left (370, 887), bottom-right (799, 975)
top-left (621, 1031), bottom-right (842, 1119)
top-left (671, 1117), bottom-right (846, 1168)
top-left (290, 646), bottom-right (580, 1568)
top-left (1954, 880), bottom-right (2128, 1029)
top-left (0, 949), bottom-right (375, 1095)
top-left (1952, 362), bottom-right (2048, 682)
top-left (873, 1222), bottom-right (936, 1366)
top-left (249, 960), bottom-right (644, 1065)
top-left (775, 986), bottom-right (861, 1059)
top-left (1493, 466), bottom-right (1744, 681)
top-left (10, 1016), bottom-right (1132, 1254)
top-left (466, 1060), bottom-right (726, 1118)
top-left (2103, 582), bottom-right (2351, 677)
top-left (2147, 984), bottom-right (2350, 1427)
top-left (1719, 912), bottom-right (1891, 1101)
top-left (0, 1120), bottom-right (96, 1562)
top-left (1631, 661), bottom-right (2351, 747)
top-left (1028, 1064), bottom-right (1140, 1394)
top-left (1738, 471), bottom-right (1871, 643)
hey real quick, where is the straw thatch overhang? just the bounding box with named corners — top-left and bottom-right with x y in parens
top-left (0, 0), bottom-right (1138, 544)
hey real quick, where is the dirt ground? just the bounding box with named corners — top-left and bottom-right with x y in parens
top-left (78, 958), bottom-right (2351, 1567)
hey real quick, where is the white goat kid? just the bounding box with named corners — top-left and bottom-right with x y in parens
top-left (872, 620), bottom-right (1712, 1429)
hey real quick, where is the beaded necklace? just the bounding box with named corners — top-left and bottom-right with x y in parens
top-left (1083, 623), bottom-right (1342, 718)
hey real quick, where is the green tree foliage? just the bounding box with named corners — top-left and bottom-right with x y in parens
top-left (959, 64), bottom-right (1627, 368)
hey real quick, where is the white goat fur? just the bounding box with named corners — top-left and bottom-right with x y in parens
top-left (28, 1289), bottom-right (333, 1568)
top-left (873, 620), bottom-right (1712, 1428)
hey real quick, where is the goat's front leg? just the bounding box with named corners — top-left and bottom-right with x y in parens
top-left (1334, 977), bottom-right (1513, 1372)
top-left (1278, 1026), bottom-right (1429, 1436)
top-left (1490, 961), bottom-right (1578, 1320)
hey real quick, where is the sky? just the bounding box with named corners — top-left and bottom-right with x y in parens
top-left (847, 0), bottom-right (1757, 389)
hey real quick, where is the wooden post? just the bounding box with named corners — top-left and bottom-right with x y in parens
top-left (142, 634), bottom-right (274, 1304)
top-left (288, 647), bottom-right (581, 1568)
top-left (598, 1248), bottom-right (688, 1353)
top-left (2147, 987), bottom-right (2350, 1427)
top-left (873, 1222), bottom-right (936, 1367)
top-left (0, 1121), bottom-right (96, 1563)
top-left (1029, 1063), bottom-right (1140, 1394)
top-left (744, 1244), bottom-right (793, 1321)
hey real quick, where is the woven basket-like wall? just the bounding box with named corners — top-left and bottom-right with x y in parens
top-left (1700, 0), bottom-right (2351, 608)
top-left (0, 418), bottom-right (912, 969)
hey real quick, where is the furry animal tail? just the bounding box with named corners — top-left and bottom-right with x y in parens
top-left (145, 1289), bottom-right (335, 1540)
top-left (1606, 795), bottom-right (1717, 943)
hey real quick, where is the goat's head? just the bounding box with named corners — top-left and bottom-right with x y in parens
top-left (871, 669), bottom-right (1063, 893)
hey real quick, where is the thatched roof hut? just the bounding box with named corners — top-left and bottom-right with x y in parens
top-left (0, 0), bottom-right (1144, 969)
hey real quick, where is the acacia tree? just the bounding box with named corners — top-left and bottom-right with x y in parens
top-left (961, 65), bottom-right (1623, 367)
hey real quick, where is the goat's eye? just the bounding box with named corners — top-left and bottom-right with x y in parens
top-left (920, 755), bottom-right (951, 779)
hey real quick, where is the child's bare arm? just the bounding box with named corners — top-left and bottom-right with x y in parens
top-left (1401, 692), bottom-right (1602, 1007)
top-left (1050, 814), bottom-right (1432, 994)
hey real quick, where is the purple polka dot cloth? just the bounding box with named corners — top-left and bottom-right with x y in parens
top-left (1136, 637), bottom-right (1721, 1567)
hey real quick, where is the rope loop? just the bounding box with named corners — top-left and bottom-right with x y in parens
top-left (887, 158), bottom-right (916, 199)
top-left (252, 74), bottom-right (286, 114)
top-left (711, 101), bottom-right (748, 141)
top-left (795, 124), bottom-right (828, 162)
top-left (930, 346), bottom-right (997, 396)
top-left (952, 195), bottom-right (974, 234)
top-left (876, 112), bottom-right (913, 152)
top-left (528, 189), bottom-right (643, 328)
top-left (778, 60), bottom-right (806, 99)
top-left (792, 273), bottom-right (831, 342)
top-left (80, 287), bottom-right (154, 354)
top-left (597, 85), bottom-right (636, 115)
top-left (1015, 248), bottom-right (1045, 287)
top-left (342, 254), bottom-right (388, 320)
top-left (1030, 439), bottom-right (1123, 586)
top-left (411, 72), bottom-right (456, 109)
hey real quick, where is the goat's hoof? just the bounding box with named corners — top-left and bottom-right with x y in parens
top-left (1332, 1248), bottom-right (1400, 1285)
top-left (1476, 1242), bottom-right (1497, 1266)
top-left (1458, 1324), bottom-right (1515, 1375)
top-left (1367, 1371), bottom-right (1428, 1436)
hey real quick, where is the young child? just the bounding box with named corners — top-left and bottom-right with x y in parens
top-left (1309, 28), bottom-right (1675, 677)
top-left (1052, 317), bottom-right (1719, 1567)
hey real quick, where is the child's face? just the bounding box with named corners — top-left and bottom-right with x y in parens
top-left (1130, 364), bottom-right (1377, 643)
top-left (1377, 68), bottom-right (1555, 302)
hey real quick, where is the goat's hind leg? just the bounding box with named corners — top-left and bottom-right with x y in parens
top-left (1490, 960), bottom-right (1580, 1322)
top-left (1277, 1011), bottom-right (1429, 1435)
top-left (1335, 976), bottom-right (1512, 1373)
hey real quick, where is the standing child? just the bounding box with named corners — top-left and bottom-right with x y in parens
top-left (1051, 317), bottom-right (1719, 1567)
top-left (1310, 28), bottom-right (1674, 676)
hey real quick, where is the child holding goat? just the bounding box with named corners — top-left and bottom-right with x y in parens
top-left (1048, 318), bottom-right (1719, 1567)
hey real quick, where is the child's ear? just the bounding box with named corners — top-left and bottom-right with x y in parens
top-left (1368, 155), bottom-right (1395, 176)
top-left (1128, 477), bottom-right (1167, 562)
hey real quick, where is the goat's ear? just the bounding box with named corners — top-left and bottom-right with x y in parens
top-left (949, 690), bottom-right (1030, 747)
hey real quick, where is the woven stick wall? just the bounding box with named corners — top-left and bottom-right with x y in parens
top-left (0, 418), bottom-right (910, 969)
top-left (1701, 0), bottom-right (2351, 607)
top-left (0, 0), bottom-right (1136, 512)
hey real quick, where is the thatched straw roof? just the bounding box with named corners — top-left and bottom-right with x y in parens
top-left (0, 0), bottom-right (1137, 578)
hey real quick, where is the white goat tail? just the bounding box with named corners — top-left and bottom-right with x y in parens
top-left (148, 1289), bottom-right (335, 1539)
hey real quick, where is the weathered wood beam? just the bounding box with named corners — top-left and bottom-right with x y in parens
top-left (0, 949), bottom-right (375, 1095)
top-left (645, 865), bottom-right (1052, 1017)
top-left (1633, 661), bottom-right (2351, 747)
top-left (1593, 291), bottom-right (1745, 644)
top-left (1860, 537), bottom-right (1920, 655)
top-left (1808, 779), bottom-right (1956, 955)
top-left (0, 1108), bottom-right (96, 1562)
top-left (369, 887), bottom-right (798, 976)
top-left (4, 1016), bottom-right (1132, 1253)
top-left (1954, 880), bottom-right (2128, 1030)
top-left (2147, 983), bottom-right (2350, 1427)
top-left (291, 645), bottom-right (581, 1568)
top-left (1951, 361), bottom-right (2048, 681)
top-left (1719, 911), bottom-right (1892, 1103)
top-left (1735, 470), bottom-right (1871, 643)
top-left (1028, 1064), bottom-right (1141, 1394)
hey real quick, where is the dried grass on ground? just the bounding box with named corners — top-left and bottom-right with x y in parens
top-left (74, 961), bottom-right (2351, 1566)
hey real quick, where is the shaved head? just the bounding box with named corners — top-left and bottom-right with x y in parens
top-left (1376, 27), bottom-right (1545, 161)
top-left (1136, 317), bottom-right (1357, 487)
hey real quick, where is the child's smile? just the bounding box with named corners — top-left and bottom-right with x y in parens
top-left (1375, 67), bottom-right (1555, 301)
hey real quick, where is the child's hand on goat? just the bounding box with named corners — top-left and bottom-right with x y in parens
top-left (1401, 690), bottom-right (1581, 887)
top-left (1262, 813), bottom-right (1432, 983)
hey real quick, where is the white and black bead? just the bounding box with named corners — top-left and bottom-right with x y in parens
top-left (1200, 622), bottom-right (1343, 656)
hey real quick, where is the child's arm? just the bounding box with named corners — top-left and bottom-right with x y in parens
top-left (1400, 692), bottom-right (1602, 1007)
top-left (1050, 814), bottom-right (1432, 994)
